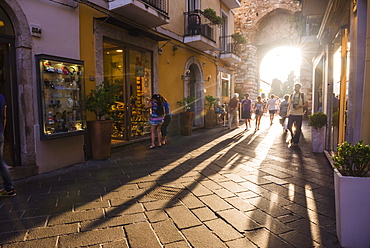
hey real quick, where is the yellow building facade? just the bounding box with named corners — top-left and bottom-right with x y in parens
top-left (79, 0), bottom-right (242, 141)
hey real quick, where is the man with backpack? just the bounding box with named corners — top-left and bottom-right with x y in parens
top-left (288, 83), bottom-right (308, 147)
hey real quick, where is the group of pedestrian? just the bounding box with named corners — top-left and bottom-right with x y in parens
top-left (146, 83), bottom-right (307, 149)
top-left (145, 94), bottom-right (172, 149)
top-left (226, 83), bottom-right (308, 147)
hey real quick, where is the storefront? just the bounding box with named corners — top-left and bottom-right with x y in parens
top-left (103, 39), bottom-right (152, 139)
top-left (0, 0), bottom-right (86, 175)
top-left (90, 16), bottom-right (166, 142)
top-left (0, 6), bottom-right (20, 167)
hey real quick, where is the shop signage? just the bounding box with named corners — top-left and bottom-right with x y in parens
top-left (30, 24), bottom-right (42, 38)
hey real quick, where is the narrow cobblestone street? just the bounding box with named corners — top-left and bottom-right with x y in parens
top-left (0, 116), bottom-right (341, 248)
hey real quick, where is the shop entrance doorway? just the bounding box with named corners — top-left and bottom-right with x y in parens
top-left (0, 5), bottom-right (21, 166)
top-left (0, 42), bottom-right (20, 166)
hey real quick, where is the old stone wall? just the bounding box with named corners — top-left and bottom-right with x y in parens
top-left (234, 0), bottom-right (305, 99)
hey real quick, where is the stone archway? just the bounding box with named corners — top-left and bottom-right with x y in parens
top-left (234, 1), bottom-right (311, 100)
top-left (1, 0), bottom-right (36, 166)
top-left (184, 56), bottom-right (204, 127)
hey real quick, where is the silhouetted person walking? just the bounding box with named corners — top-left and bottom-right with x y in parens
top-left (0, 94), bottom-right (16, 197)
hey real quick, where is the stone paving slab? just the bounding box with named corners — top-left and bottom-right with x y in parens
top-left (0, 118), bottom-right (341, 247)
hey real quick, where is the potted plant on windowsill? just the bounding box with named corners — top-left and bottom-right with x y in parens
top-left (177, 96), bottom-right (196, 136)
top-left (332, 140), bottom-right (370, 248)
top-left (202, 8), bottom-right (223, 26)
top-left (85, 81), bottom-right (119, 160)
top-left (308, 111), bottom-right (327, 153)
top-left (204, 95), bottom-right (217, 129)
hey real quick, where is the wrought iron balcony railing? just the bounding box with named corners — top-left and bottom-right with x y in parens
top-left (141, 0), bottom-right (169, 15)
top-left (184, 10), bottom-right (216, 42)
top-left (219, 35), bottom-right (244, 56)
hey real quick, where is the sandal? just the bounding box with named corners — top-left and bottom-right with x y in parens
top-left (157, 144), bottom-right (162, 148)
top-left (150, 145), bottom-right (155, 149)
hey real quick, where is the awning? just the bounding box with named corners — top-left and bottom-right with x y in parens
top-left (95, 17), bottom-right (169, 42)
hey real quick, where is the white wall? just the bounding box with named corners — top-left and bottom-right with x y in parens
top-left (17, 0), bottom-right (80, 59)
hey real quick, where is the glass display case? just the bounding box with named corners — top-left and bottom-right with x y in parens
top-left (36, 54), bottom-right (86, 139)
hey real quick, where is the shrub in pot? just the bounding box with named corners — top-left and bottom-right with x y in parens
top-left (85, 81), bottom-right (119, 160)
top-left (202, 8), bottom-right (223, 26)
top-left (308, 111), bottom-right (327, 153)
top-left (204, 95), bottom-right (217, 129)
top-left (332, 140), bottom-right (370, 248)
top-left (177, 96), bottom-right (196, 136)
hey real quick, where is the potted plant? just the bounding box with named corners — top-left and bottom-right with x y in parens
top-left (231, 33), bottom-right (247, 45)
top-left (85, 81), bottom-right (119, 160)
top-left (308, 111), bottom-right (327, 153)
top-left (204, 95), bottom-right (217, 129)
top-left (202, 8), bottom-right (223, 26)
top-left (332, 141), bottom-right (370, 248)
top-left (177, 96), bottom-right (196, 136)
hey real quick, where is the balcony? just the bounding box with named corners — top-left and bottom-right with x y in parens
top-left (219, 35), bottom-right (241, 64)
top-left (109, 0), bottom-right (170, 28)
top-left (183, 10), bottom-right (218, 51)
top-left (221, 0), bottom-right (241, 9)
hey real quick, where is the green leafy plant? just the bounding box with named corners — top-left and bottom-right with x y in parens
top-left (333, 140), bottom-right (370, 177)
top-left (231, 33), bottom-right (247, 44)
top-left (308, 112), bottom-right (327, 129)
top-left (202, 8), bottom-right (223, 26)
top-left (177, 96), bottom-right (197, 112)
top-left (204, 95), bottom-right (217, 110)
top-left (85, 81), bottom-right (119, 120)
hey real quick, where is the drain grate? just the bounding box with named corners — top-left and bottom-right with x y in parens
top-left (147, 186), bottom-right (185, 201)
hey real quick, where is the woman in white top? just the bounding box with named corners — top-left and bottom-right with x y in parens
top-left (253, 96), bottom-right (264, 131)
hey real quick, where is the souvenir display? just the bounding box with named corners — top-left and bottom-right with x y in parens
top-left (37, 55), bottom-right (86, 139)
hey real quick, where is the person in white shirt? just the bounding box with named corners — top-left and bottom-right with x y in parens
top-left (287, 83), bottom-right (308, 147)
top-left (266, 94), bottom-right (280, 125)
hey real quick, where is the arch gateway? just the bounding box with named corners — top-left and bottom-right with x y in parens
top-left (234, 0), bottom-right (314, 112)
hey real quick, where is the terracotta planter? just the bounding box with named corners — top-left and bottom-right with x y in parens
top-left (204, 110), bottom-right (216, 129)
top-left (334, 169), bottom-right (370, 248)
top-left (87, 120), bottom-right (113, 160)
top-left (180, 111), bottom-right (194, 136)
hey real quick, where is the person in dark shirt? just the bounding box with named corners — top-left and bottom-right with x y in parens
top-left (160, 95), bottom-right (172, 145)
top-left (0, 94), bottom-right (16, 197)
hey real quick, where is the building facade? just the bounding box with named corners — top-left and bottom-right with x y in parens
top-left (0, 0), bottom-right (241, 177)
top-left (301, 0), bottom-right (370, 150)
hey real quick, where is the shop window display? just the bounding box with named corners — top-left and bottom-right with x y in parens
top-left (104, 41), bottom-right (152, 140)
top-left (36, 55), bottom-right (86, 139)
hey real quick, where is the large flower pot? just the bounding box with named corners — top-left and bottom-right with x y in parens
top-left (204, 110), bottom-right (216, 129)
top-left (180, 111), bottom-right (194, 136)
top-left (87, 120), bottom-right (113, 160)
top-left (311, 127), bottom-right (325, 153)
top-left (334, 169), bottom-right (370, 248)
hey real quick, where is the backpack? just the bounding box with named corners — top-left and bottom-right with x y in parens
top-left (154, 102), bottom-right (164, 116)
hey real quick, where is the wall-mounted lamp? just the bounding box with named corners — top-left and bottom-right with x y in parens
top-left (203, 61), bottom-right (206, 67)
top-left (158, 47), bottom-right (163, 54)
top-left (205, 75), bottom-right (211, 81)
top-left (181, 69), bottom-right (190, 80)
top-left (172, 45), bottom-right (179, 55)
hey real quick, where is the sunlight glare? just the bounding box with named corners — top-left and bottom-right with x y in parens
top-left (260, 46), bottom-right (302, 93)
